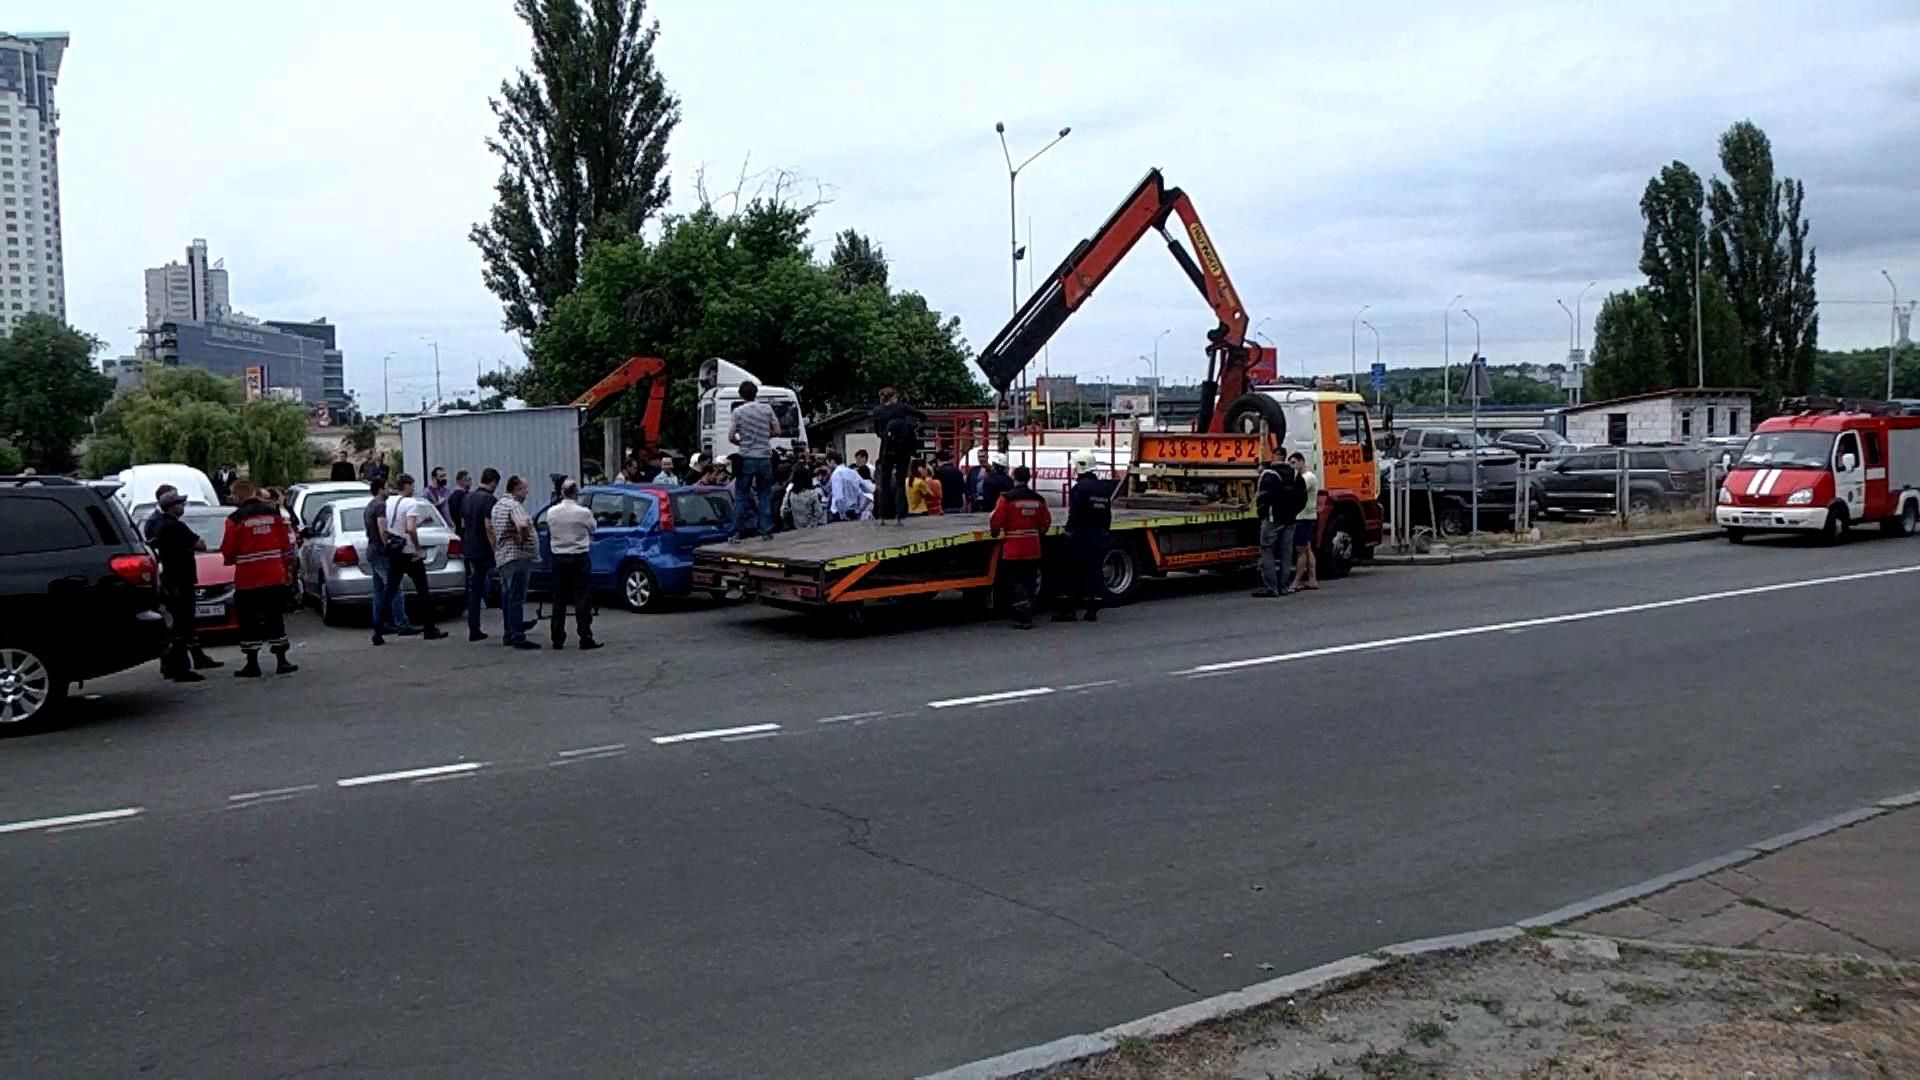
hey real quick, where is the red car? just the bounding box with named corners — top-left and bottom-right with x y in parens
top-left (173, 505), bottom-right (244, 635)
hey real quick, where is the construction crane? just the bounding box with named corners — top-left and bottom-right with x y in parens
top-left (572, 355), bottom-right (670, 455)
top-left (973, 169), bottom-right (1278, 433)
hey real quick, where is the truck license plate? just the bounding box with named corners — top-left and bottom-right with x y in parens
top-left (196, 603), bottom-right (224, 619)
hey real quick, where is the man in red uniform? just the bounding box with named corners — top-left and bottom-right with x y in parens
top-left (988, 465), bottom-right (1052, 630)
top-left (220, 480), bottom-right (300, 678)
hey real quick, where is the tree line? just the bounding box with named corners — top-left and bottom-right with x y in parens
top-left (469, 0), bottom-right (984, 450)
top-left (1589, 121), bottom-right (1818, 408)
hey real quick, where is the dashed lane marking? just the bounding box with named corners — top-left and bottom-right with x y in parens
top-left (336, 763), bottom-right (485, 787)
top-left (555, 744), bottom-right (627, 758)
top-left (816, 711), bottom-right (884, 724)
top-left (927, 687), bottom-right (1055, 709)
top-left (1174, 563), bottom-right (1920, 677)
top-left (0, 807), bottom-right (144, 835)
top-left (228, 785), bottom-right (319, 802)
top-left (1061, 680), bottom-right (1121, 692)
top-left (651, 723), bottom-right (781, 745)
top-left (720, 731), bottom-right (783, 743)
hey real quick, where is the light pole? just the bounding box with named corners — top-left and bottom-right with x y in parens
top-left (1151, 328), bottom-right (1170, 418)
top-left (1460, 307), bottom-right (1482, 356)
top-left (1574, 280), bottom-right (1597, 352)
top-left (1349, 303), bottom-right (1370, 394)
top-left (419, 337), bottom-right (442, 410)
top-left (1459, 308), bottom-right (1484, 535)
top-left (1361, 319), bottom-right (1382, 405)
top-left (1555, 298), bottom-right (1575, 350)
top-left (1444, 293), bottom-right (1463, 411)
top-left (995, 122), bottom-right (1070, 314)
top-left (1884, 270), bottom-right (1900, 399)
top-left (381, 352), bottom-right (393, 417)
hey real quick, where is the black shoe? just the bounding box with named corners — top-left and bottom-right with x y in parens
top-left (234, 659), bottom-right (262, 679)
top-left (1085, 610), bottom-right (1099, 622)
top-left (191, 652), bottom-right (224, 670)
top-left (551, 641), bottom-right (566, 650)
top-left (469, 631), bottom-right (490, 642)
top-left (275, 659), bottom-right (299, 675)
top-left (1014, 619), bottom-right (1033, 630)
top-left (1051, 611), bottom-right (1078, 623)
top-left (422, 628), bottom-right (448, 641)
top-left (579, 640), bottom-right (604, 651)
top-left (1250, 589), bottom-right (1278, 598)
top-left (511, 640), bottom-right (542, 651)
top-left (371, 634), bottom-right (385, 646)
top-left (395, 626), bottom-right (422, 637)
top-left (169, 669), bottom-right (206, 683)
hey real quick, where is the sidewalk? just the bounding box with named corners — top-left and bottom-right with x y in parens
top-left (1039, 805), bottom-right (1920, 1078)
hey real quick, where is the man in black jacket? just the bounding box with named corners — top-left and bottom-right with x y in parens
top-left (933, 450), bottom-right (967, 513)
top-left (977, 455), bottom-right (1015, 512)
top-left (1056, 451), bottom-right (1112, 622)
top-left (1253, 456), bottom-right (1305, 597)
top-left (150, 492), bottom-right (223, 680)
top-left (871, 386), bottom-right (926, 524)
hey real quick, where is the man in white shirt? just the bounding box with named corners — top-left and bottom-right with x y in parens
top-left (374, 473), bottom-right (446, 643)
top-left (827, 450), bottom-right (867, 522)
top-left (544, 479), bottom-right (601, 650)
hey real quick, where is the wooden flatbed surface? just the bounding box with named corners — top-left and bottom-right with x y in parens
top-left (701, 504), bottom-right (1255, 573)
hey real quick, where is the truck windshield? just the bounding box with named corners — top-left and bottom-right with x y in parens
top-left (1737, 431), bottom-right (1833, 469)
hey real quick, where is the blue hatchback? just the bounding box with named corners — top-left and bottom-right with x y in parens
top-left (532, 484), bottom-right (735, 611)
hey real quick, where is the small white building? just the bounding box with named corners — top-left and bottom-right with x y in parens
top-left (1562, 387), bottom-right (1757, 447)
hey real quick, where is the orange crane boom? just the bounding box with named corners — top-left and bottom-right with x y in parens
top-left (572, 355), bottom-right (669, 448)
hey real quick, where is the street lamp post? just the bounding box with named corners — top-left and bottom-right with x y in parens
top-left (1444, 293), bottom-right (1463, 412)
top-left (1361, 319), bottom-right (1382, 406)
top-left (381, 352), bottom-right (393, 417)
top-left (995, 122), bottom-right (1071, 314)
top-left (1151, 328), bottom-right (1170, 419)
top-left (1349, 304), bottom-right (1370, 394)
top-left (1459, 308), bottom-right (1483, 535)
top-left (418, 337), bottom-right (442, 411)
top-left (1556, 299), bottom-right (1577, 405)
top-left (1884, 270), bottom-right (1900, 400)
top-left (1575, 280), bottom-right (1597, 352)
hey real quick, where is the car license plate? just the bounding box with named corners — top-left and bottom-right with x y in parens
top-left (196, 603), bottom-right (225, 619)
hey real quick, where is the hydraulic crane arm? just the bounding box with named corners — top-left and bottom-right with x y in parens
top-left (572, 355), bottom-right (669, 446)
top-left (973, 168), bottom-right (1274, 431)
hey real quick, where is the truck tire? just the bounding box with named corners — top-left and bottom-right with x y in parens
top-left (1319, 508), bottom-right (1362, 580)
top-left (1819, 505), bottom-right (1849, 546)
top-left (1880, 499), bottom-right (1918, 538)
top-left (1101, 540), bottom-right (1142, 604)
top-left (1435, 499), bottom-right (1470, 539)
top-left (1220, 394), bottom-right (1289, 443)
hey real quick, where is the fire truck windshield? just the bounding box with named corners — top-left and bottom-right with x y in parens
top-left (1738, 431), bottom-right (1833, 469)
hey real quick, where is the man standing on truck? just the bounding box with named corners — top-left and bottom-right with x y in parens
top-left (978, 453), bottom-right (1015, 513)
top-left (1057, 450), bottom-right (1112, 623)
top-left (872, 386), bottom-right (926, 525)
top-left (727, 380), bottom-right (780, 540)
top-left (1253, 455), bottom-right (1306, 598)
top-left (989, 465), bottom-right (1052, 630)
top-left (934, 450), bottom-right (967, 513)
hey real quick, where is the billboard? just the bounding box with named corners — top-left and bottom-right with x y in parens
top-left (165, 318), bottom-right (328, 405)
top-left (1111, 393), bottom-right (1151, 416)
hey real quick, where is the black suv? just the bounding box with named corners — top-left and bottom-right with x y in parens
top-left (1528, 447), bottom-right (1709, 516)
top-left (0, 477), bottom-right (168, 727)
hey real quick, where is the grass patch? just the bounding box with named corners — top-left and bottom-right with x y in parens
top-left (1112, 1035), bottom-right (1153, 1057)
top-left (1405, 1018), bottom-right (1448, 1046)
top-left (1679, 950), bottom-right (1724, 970)
top-left (1554, 988), bottom-right (1590, 1008)
top-left (1354, 1047), bottom-right (1416, 1078)
top-left (1604, 1003), bottom-right (1634, 1023)
top-left (1776, 988), bottom-right (1862, 1023)
top-left (1458, 992), bottom-right (1506, 1016)
top-left (1609, 980), bottom-right (1677, 1005)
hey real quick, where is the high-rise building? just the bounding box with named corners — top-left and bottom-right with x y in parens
top-left (144, 238), bottom-right (230, 326)
top-left (0, 31), bottom-right (68, 333)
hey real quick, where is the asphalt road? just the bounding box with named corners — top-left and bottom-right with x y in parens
top-left (5, 532), bottom-right (1920, 1078)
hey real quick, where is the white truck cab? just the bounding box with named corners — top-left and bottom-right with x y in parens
top-left (697, 358), bottom-right (809, 460)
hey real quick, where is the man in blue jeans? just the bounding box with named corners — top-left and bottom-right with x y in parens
top-left (461, 467), bottom-right (500, 641)
top-left (727, 379), bottom-right (780, 539)
top-left (361, 478), bottom-right (411, 634)
top-left (490, 474), bottom-right (541, 650)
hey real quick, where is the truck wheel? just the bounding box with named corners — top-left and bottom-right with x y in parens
top-left (619, 563), bottom-right (659, 612)
top-left (1319, 511), bottom-right (1361, 580)
top-left (1880, 500), bottom-right (1918, 538)
top-left (1724, 528), bottom-right (1746, 544)
top-left (1819, 506), bottom-right (1849, 546)
top-left (1220, 394), bottom-right (1288, 443)
top-left (1101, 541), bottom-right (1141, 604)
top-left (1435, 501), bottom-right (1470, 539)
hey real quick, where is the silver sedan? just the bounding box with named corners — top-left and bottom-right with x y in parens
top-left (297, 496), bottom-right (467, 625)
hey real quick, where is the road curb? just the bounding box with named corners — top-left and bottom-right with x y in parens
top-left (1371, 526), bottom-right (1721, 566)
top-left (919, 793), bottom-right (1913, 1079)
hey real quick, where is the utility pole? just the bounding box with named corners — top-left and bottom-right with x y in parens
top-left (1461, 308), bottom-right (1482, 535)
top-left (1444, 294), bottom-right (1463, 412)
top-left (1361, 319), bottom-right (1382, 406)
top-left (1884, 270), bottom-right (1900, 400)
top-left (1695, 240), bottom-right (1705, 387)
top-left (381, 352), bottom-right (392, 417)
top-left (1349, 304), bottom-right (1370, 394)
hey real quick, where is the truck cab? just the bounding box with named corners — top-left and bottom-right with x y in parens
top-left (1717, 405), bottom-right (1920, 543)
top-left (697, 357), bottom-right (809, 461)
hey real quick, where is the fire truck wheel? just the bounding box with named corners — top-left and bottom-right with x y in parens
top-left (1818, 506), bottom-right (1849, 546)
top-left (1319, 509), bottom-right (1361, 580)
top-left (1101, 542), bottom-right (1141, 603)
top-left (1881, 500), bottom-right (1919, 538)
top-left (1221, 394), bottom-right (1289, 444)
top-left (1724, 528), bottom-right (1747, 544)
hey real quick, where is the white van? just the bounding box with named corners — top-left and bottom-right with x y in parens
top-left (114, 464), bottom-right (219, 515)
top-left (697, 358), bottom-right (809, 460)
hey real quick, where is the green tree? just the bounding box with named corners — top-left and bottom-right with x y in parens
top-left (348, 419), bottom-right (379, 453)
top-left (237, 400), bottom-right (315, 488)
top-left (829, 229), bottom-right (889, 292)
top-left (1707, 120), bottom-right (1817, 403)
top-left (471, 0), bottom-right (681, 338)
top-left (489, 194), bottom-right (984, 449)
top-left (1638, 161), bottom-right (1703, 386)
top-left (0, 314), bottom-right (114, 472)
top-left (91, 364), bottom-right (308, 483)
top-left (1588, 289), bottom-right (1668, 400)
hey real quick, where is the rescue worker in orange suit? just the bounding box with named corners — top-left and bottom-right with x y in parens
top-left (988, 465), bottom-right (1052, 630)
top-left (220, 480), bottom-right (300, 678)
top-left (1056, 449), bottom-right (1112, 623)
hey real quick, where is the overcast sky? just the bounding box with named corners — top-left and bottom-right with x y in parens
top-left (50, 0), bottom-right (1920, 405)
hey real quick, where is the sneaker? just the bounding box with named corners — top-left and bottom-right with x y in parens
top-left (511, 640), bottom-right (542, 651)
top-left (468, 631), bottom-right (490, 642)
top-left (371, 634), bottom-right (386, 646)
top-left (579, 640), bottom-right (604, 652)
top-left (395, 626), bottom-right (422, 637)
top-left (421, 628), bottom-right (448, 641)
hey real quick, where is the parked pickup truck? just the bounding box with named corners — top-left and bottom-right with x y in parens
top-left (1386, 458), bottom-right (1539, 537)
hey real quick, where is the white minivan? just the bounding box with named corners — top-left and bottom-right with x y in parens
top-left (114, 464), bottom-right (220, 515)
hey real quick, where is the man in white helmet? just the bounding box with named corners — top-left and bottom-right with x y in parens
top-left (1057, 449), bottom-right (1113, 621)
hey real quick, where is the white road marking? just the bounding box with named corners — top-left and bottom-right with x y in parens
top-left (1175, 563), bottom-right (1920, 676)
top-left (548, 748), bottom-right (629, 767)
top-left (556, 743), bottom-right (627, 758)
top-left (0, 807), bottom-right (143, 835)
top-left (927, 687), bottom-right (1055, 709)
top-left (411, 771), bottom-right (478, 785)
top-left (816, 711), bottom-right (884, 724)
top-left (720, 731), bottom-right (783, 743)
top-left (1062, 680), bottom-right (1120, 692)
top-left (224, 793), bottom-right (307, 810)
top-left (336, 762), bottom-right (485, 787)
top-left (651, 723), bottom-right (781, 745)
top-left (227, 785), bottom-right (318, 802)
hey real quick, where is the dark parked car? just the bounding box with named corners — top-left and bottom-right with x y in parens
top-left (1389, 458), bottom-right (1541, 537)
top-left (1392, 426), bottom-right (1515, 462)
top-left (0, 477), bottom-right (167, 727)
top-left (1528, 447), bottom-right (1709, 517)
top-left (532, 484), bottom-right (734, 612)
top-left (1492, 429), bottom-right (1576, 462)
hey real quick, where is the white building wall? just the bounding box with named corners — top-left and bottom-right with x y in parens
top-left (1564, 394), bottom-right (1753, 446)
top-left (0, 32), bottom-right (65, 334)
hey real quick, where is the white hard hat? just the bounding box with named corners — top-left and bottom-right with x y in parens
top-left (1071, 449), bottom-right (1096, 472)
top-left (989, 451), bottom-right (1008, 467)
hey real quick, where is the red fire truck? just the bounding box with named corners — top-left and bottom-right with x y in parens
top-left (1716, 399), bottom-right (1920, 543)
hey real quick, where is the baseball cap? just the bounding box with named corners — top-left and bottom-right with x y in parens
top-left (159, 492), bottom-right (189, 509)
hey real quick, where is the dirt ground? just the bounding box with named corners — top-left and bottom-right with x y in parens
top-left (1047, 936), bottom-right (1919, 1079)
